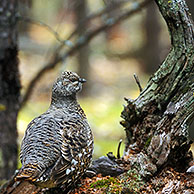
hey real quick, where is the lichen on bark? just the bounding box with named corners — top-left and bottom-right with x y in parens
top-left (121, 0), bottom-right (194, 178)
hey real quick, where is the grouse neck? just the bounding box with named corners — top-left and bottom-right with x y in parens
top-left (50, 95), bottom-right (78, 109)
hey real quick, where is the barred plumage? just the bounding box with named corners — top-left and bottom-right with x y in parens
top-left (16, 71), bottom-right (93, 190)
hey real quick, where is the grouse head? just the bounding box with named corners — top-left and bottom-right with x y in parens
top-left (52, 71), bottom-right (86, 99)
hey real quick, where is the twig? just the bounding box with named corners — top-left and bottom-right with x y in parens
top-left (117, 139), bottom-right (123, 159)
top-left (20, 0), bottom-right (152, 109)
top-left (67, 0), bottom-right (131, 40)
top-left (133, 73), bottom-right (143, 92)
top-left (18, 0), bottom-right (129, 50)
top-left (18, 16), bottom-right (73, 47)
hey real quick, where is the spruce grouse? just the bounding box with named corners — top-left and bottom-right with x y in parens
top-left (16, 71), bottom-right (93, 190)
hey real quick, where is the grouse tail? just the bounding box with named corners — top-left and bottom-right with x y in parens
top-left (15, 163), bottom-right (41, 182)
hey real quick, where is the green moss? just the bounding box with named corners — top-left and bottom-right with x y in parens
top-left (90, 177), bottom-right (120, 189)
top-left (122, 169), bottom-right (145, 192)
top-left (90, 177), bottom-right (122, 194)
top-left (90, 169), bottom-right (145, 193)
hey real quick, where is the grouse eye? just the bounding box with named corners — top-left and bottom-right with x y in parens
top-left (70, 77), bottom-right (79, 82)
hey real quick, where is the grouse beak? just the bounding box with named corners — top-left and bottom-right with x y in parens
top-left (79, 78), bottom-right (87, 83)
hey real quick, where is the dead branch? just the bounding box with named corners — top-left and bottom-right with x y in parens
top-left (19, 16), bottom-right (65, 44)
top-left (133, 73), bottom-right (143, 92)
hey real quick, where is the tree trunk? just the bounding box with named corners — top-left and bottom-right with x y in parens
top-left (141, 1), bottom-right (161, 74)
top-left (18, 0), bottom-right (32, 36)
top-left (121, 0), bottom-right (194, 177)
top-left (74, 0), bottom-right (91, 97)
top-left (0, 0), bottom-right (20, 180)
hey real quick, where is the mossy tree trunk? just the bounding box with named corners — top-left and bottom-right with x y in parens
top-left (121, 0), bottom-right (194, 177)
top-left (0, 0), bottom-right (20, 180)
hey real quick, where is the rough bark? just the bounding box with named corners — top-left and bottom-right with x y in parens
top-left (0, 0), bottom-right (20, 180)
top-left (121, 0), bottom-right (194, 177)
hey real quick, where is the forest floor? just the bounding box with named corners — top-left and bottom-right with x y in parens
top-left (72, 166), bottom-right (194, 193)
